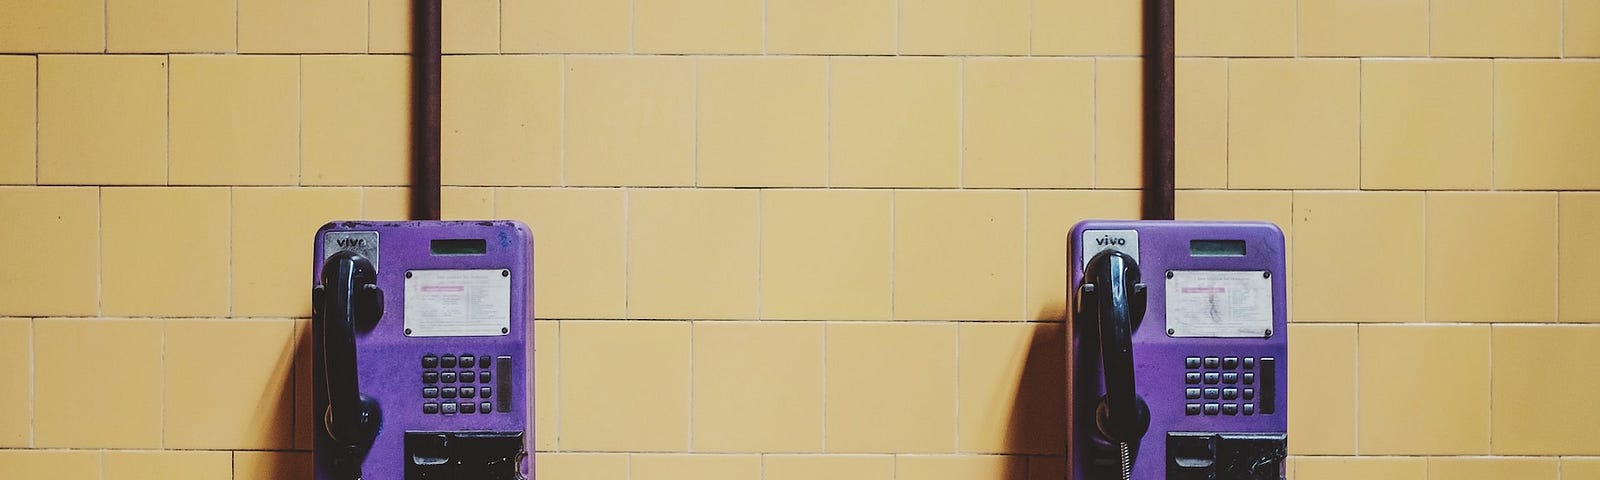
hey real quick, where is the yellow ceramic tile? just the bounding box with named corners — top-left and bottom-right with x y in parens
top-left (693, 322), bottom-right (824, 452)
top-left (0, 0), bottom-right (103, 53)
top-left (761, 190), bottom-right (892, 320)
top-left (1571, 0), bottom-right (1600, 56)
top-left (1491, 325), bottom-right (1600, 454)
top-left (1361, 60), bottom-right (1492, 190)
top-left (1176, 191), bottom-right (1293, 242)
top-left (1426, 193), bottom-right (1557, 322)
top-left (234, 451), bottom-right (312, 480)
top-left (634, 0), bottom-right (761, 54)
top-left (897, 455), bottom-right (1027, 480)
top-left (169, 55), bottom-right (299, 186)
top-left (826, 322), bottom-right (957, 453)
top-left (0, 56), bottom-right (33, 184)
top-left (1286, 324), bottom-right (1355, 454)
top-left (102, 188), bottom-right (230, 316)
top-left (764, 455), bottom-right (895, 480)
top-left (627, 189), bottom-right (758, 319)
top-left (1024, 190), bottom-right (1140, 321)
top-left (1298, 0), bottom-right (1427, 56)
top-left (534, 453), bottom-right (629, 480)
top-left (1357, 324), bottom-right (1490, 454)
top-left (37, 55), bottom-right (167, 185)
top-left (238, 0), bottom-right (366, 53)
top-left (165, 319), bottom-right (295, 449)
top-left (1229, 59), bottom-right (1359, 189)
top-left (1566, 458), bottom-right (1600, 480)
top-left (0, 187), bottom-right (98, 316)
top-left (1291, 192), bottom-right (1424, 322)
top-left (104, 451), bottom-right (231, 480)
top-left (894, 190), bottom-right (1024, 321)
top-left (1028, 457), bottom-right (1066, 480)
top-left (632, 454), bottom-right (761, 480)
top-left (1294, 457), bottom-right (1425, 480)
top-left (957, 323), bottom-right (1064, 454)
top-left (442, 186), bottom-right (495, 219)
top-left (443, 0), bottom-right (500, 53)
top-left (302, 55), bottom-right (409, 186)
top-left (502, 0), bottom-right (631, 53)
top-left (1432, 0), bottom-right (1561, 57)
top-left (1176, 58), bottom-right (1228, 189)
top-left (362, 187), bottom-right (410, 220)
top-left (900, 0), bottom-right (1029, 55)
top-left (767, 0), bottom-right (895, 54)
top-left (293, 319), bottom-right (312, 449)
top-left (107, 0), bottom-right (235, 52)
top-left (698, 57), bottom-right (828, 187)
top-left (497, 188), bottom-right (626, 319)
top-left (1176, 0), bottom-right (1295, 56)
top-left (534, 321), bottom-right (557, 449)
top-left (232, 187), bottom-right (363, 317)
top-left (1094, 58), bottom-right (1142, 189)
top-left (1033, 0), bottom-right (1140, 55)
top-left (1494, 60), bottom-right (1600, 190)
top-left (559, 321), bottom-right (690, 451)
top-left (1428, 457), bottom-right (1557, 480)
top-left (963, 58), bottom-right (1094, 188)
top-left (0, 450), bottom-right (100, 480)
top-left (0, 319), bottom-right (28, 447)
top-left (831, 57), bottom-right (960, 188)
top-left (565, 56), bottom-right (695, 186)
top-left (1563, 194), bottom-right (1600, 322)
top-left (34, 318), bottom-right (162, 448)
top-left (441, 55), bottom-right (562, 187)
top-left (368, 0), bottom-right (412, 53)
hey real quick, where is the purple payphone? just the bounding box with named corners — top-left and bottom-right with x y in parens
top-left (1069, 221), bottom-right (1287, 480)
top-left (313, 221), bottom-right (533, 480)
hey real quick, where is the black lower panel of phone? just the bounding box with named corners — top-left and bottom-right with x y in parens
top-left (406, 431), bottom-right (525, 480)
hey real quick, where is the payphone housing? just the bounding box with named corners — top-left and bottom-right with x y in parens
top-left (1069, 221), bottom-right (1287, 480)
top-left (313, 221), bottom-right (533, 480)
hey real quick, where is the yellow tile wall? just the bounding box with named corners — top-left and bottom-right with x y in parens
top-left (1, 1), bottom-right (1594, 478)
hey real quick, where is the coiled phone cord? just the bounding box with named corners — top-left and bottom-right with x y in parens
top-left (1118, 442), bottom-right (1133, 480)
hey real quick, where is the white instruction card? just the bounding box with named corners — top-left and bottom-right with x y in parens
top-left (1165, 270), bottom-right (1273, 338)
top-left (404, 269), bottom-right (511, 337)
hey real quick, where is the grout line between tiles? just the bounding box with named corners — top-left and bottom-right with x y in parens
top-left (687, 320), bottom-right (696, 451)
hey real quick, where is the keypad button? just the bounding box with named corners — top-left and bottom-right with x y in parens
top-left (481, 387), bottom-right (493, 399)
top-left (1204, 357), bottom-right (1220, 369)
top-left (423, 372), bottom-right (439, 384)
top-left (1222, 373), bottom-right (1239, 384)
top-left (1243, 373), bottom-right (1255, 385)
top-left (1203, 388), bottom-right (1220, 399)
top-left (423, 403), bottom-right (439, 414)
top-left (460, 402), bottom-right (477, 414)
top-left (480, 402), bottom-right (492, 413)
top-left (1204, 403), bottom-right (1220, 415)
top-left (1222, 388), bottom-right (1238, 400)
top-left (1222, 404), bottom-right (1239, 415)
top-left (1185, 372), bottom-right (1202, 384)
top-left (1222, 357), bottom-right (1239, 369)
top-left (442, 387), bottom-right (457, 399)
top-left (1244, 388), bottom-right (1255, 400)
top-left (1243, 404), bottom-right (1256, 415)
top-left (479, 356), bottom-right (492, 369)
top-left (1203, 372), bottom-right (1220, 384)
top-left (423, 387), bottom-right (439, 398)
top-left (480, 371), bottom-right (492, 383)
top-left (442, 403), bottom-right (458, 414)
top-left (1243, 357), bottom-right (1256, 369)
top-left (442, 372), bottom-right (457, 383)
top-left (422, 355), bottom-right (439, 368)
top-left (1186, 404), bottom-right (1202, 416)
top-left (460, 355), bottom-right (475, 367)
top-left (1186, 357), bottom-right (1202, 369)
top-left (460, 371), bottom-right (476, 383)
top-left (1185, 388), bottom-right (1202, 400)
top-left (461, 387), bottom-right (476, 398)
top-left (441, 355), bottom-right (457, 368)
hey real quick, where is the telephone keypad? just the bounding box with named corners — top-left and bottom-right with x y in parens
top-left (460, 355), bottom-right (475, 367)
top-left (441, 372), bottom-right (457, 383)
top-left (422, 355), bottom-right (439, 368)
top-left (442, 387), bottom-right (457, 399)
top-left (441, 403), bottom-right (458, 414)
top-left (460, 371), bottom-right (476, 383)
top-left (1184, 355), bottom-right (1267, 416)
top-left (460, 402), bottom-right (477, 414)
top-left (423, 387), bottom-right (439, 398)
top-left (423, 403), bottom-right (439, 414)
top-left (441, 355), bottom-right (457, 368)
top-left (461, 387), bottom-right (476, 398)
top-left (420, 352), bottom-right (507, 415)
top-left (423, 372), bottom-right (439, 384)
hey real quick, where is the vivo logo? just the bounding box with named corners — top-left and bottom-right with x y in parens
top-left (337, 238), bottom-right (366, 247)
top-left (1096, 236), bottom-right (1127, 246)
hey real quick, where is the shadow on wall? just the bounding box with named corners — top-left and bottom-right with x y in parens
top-left (1002, 304), bottom-right (1072, 480)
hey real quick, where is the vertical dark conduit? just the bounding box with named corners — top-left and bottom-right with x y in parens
top-left (1142, 0), bottom-right (1176, 220)
top-left (412, 0), bottom-right (443, 221)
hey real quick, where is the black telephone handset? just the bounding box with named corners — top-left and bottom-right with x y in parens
top-left (1079, 250), bottom-right (1150, 478)
top-left (313, 251), bottom-right (386, 479)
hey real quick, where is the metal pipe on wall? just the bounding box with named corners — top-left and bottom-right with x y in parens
top-left (412, 0), bottom-right (443, 221)
top-left (1142, 0), bottom-right (1176, 221)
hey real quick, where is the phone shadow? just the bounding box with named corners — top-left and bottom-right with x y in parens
top-left (999, 303), bottom-right (1071, 480)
